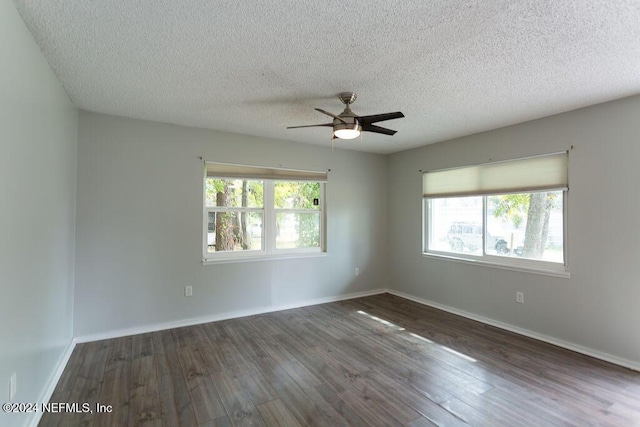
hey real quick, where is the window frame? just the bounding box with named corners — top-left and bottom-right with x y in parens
top-left (421, 153), bottom-right (569, 277)
top-left (423, 192), bottom-right (568, 276)
top-left (202, 163), bottom-right (327, 264)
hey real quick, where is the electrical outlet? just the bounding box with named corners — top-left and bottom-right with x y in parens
top-left (354, 268), bottom-right (360, 276)
top-left (516, 292), bottom-right (524, 304)
top-left (185, 286), bottom-right (193, 297)
top-left (9, 373), bottom-right (16, 402)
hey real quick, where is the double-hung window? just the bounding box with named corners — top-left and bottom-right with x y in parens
top-left (203, 162), bottom-right (327, 263)
top-left (423, 152), bottom-right (568, 275)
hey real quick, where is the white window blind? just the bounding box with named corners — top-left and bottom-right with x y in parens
top-left (206, 162), bottom-right (328, 182)
top-left (423, 152), bottom-right (568, 198)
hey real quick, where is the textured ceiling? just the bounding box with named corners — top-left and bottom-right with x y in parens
top-left (14, 0), bottom-right (640, 154)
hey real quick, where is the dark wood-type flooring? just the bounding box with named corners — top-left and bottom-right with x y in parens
top-left (40, 293), bottom-right (640, 426)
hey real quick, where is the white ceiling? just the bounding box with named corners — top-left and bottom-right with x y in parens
top-left (14, 0), bottom-right (640, 154)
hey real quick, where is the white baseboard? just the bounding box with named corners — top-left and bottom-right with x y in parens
top-left (27, 338), bottom-right (77, 427)
top-left (388, 289), bottom-right (640, 372)
top-left (75, 288), bottom-right (388, 343)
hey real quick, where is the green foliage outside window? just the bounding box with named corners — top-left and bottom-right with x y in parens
top-left (490, 191), bottom-right (561, 258)
top-left (206, 178), bottom-right (263, 251)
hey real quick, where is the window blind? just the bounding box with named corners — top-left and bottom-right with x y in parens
top-left (423, 152), bottom-right (568, 198)
top-left (206, 162), bottom-right (328, 182)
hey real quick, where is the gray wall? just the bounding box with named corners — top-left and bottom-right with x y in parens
top-left (0, 1), bottom-right (77, 426)
top-left (388, 95), bottom-right (640, 366)
top-left (74, 112), bottom-right (388, 337)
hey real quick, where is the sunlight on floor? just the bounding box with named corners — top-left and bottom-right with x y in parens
top-left (356, 310), bottom-right (406, 331)
top-left (357, 310), bottom-right (477, 363)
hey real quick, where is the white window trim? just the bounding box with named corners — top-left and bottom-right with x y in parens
top-left (202, 252), bottom-right (328, 266)
top-left (422, 252), bottom-right (570, 278)
top-left (202, 169), bottom-right (327, 264)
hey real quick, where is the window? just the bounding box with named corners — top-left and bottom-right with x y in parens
top-left (423, 152), bottom-right (568, 274)
top-left (274, 181), bottom-right (322, 250)
top-left (203, 163), bottom-right (327, 262)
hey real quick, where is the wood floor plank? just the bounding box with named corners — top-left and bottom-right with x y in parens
top-left (211, 369), bottom-right (266, 426)
top-left (474, 373), bottom-right (612, 426)
top-left (40, 293), bottom-right (640, 426)
top-left (171, 325), bottom-right (198, 348)
top-left (363, 369), bottom-right (469, 427)
top-left (271, 335), bottom-right (354, 394)
top-left (256, 399), bottom-right (303, 427)
top-left (219, 320), bottom-right (272, 362)
top-left (348, 372), bottom-right (423, 425)
top-left (236, 367), bottom-right (279, 406)
top-left (201, 324), bottom-right (250, 371)
top-left (131, 333), bottom-right (154, 359)
top-left (305, 384), bottom-right (369, 427)
top-left (128, 355), bottom-right (162, 426)
top-left (176, 343), bottom-right (226, 424)
top-left (608, 401), bottom-right (640, 426)
top-left (62, 340), bottom-right (110, 426)
top-left (337, 389), bottom-right (404, 427)
top-left (198, 415), bottom-right (233, 427)
top-left (94, 336), bottom-right (132, 427)
top-left (155, 330), bottom-right (198, 426)
top-left (252, 354), bottom-right (349, 426)
top-left (407, 416), bottom-right (440, 427)
top-left (441, 396), bottom-right (516, 427)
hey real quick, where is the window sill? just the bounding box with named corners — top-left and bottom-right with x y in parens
top-left (203, 251), bottom-right (327, 265)
top-left (422, 252), bottom-right (570, 279)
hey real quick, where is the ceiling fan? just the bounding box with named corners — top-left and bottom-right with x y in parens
top-left (287, 92), bottom-right (404, 141)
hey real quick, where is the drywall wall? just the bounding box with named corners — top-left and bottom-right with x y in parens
top-left (388, 95), bottom-right (640, 366)
top-left (0, 1), bottom-right (78, 426)
top-left (74, 112), bottom-right (388, 337)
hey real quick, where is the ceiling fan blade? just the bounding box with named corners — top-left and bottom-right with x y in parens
top-left (315, 108), bottom-right (348, 124)
top-left (356, 111), bottom-right (404, 124)
top-left (361, 123), bottom-right (397, 136)
top-left (287, 123), bottom-right (333, 129)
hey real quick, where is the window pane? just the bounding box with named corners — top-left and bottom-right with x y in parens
top-left (428, 197), bottom-right (483, 254)
top-left (207, 211), bottom-right (263, 253)
top-left (205, 178), bottom-right (263, 208)
top-left (274, 181), bottom-right (321, 210)
top-left (276, 212), bottom-right (320, 249)
top-left (487, 191), bottom-right (563, 263)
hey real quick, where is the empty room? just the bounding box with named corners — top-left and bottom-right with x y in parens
top-left (2, 0), bottom-right (640, 426)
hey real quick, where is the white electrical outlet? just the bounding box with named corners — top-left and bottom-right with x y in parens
top-left (185, 286), bottom-right (193, 297)
top-left (9, 373), bottom-right (16, 402)
top-left (354, 268), bottom-right (360, 276)
top-left (516, 292), bottom-right (524, 304)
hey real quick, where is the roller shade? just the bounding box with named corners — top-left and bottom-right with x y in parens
top-left (206, 162), bottom-right (328, 182)
top-left (423, 152), bottom-right (568, 198)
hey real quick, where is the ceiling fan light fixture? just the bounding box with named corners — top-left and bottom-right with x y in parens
top-left (333, 123), bottom-right (361, 139)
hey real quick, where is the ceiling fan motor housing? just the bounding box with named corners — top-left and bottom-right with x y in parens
top-left (333, 114), bottom-right (361, 139)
